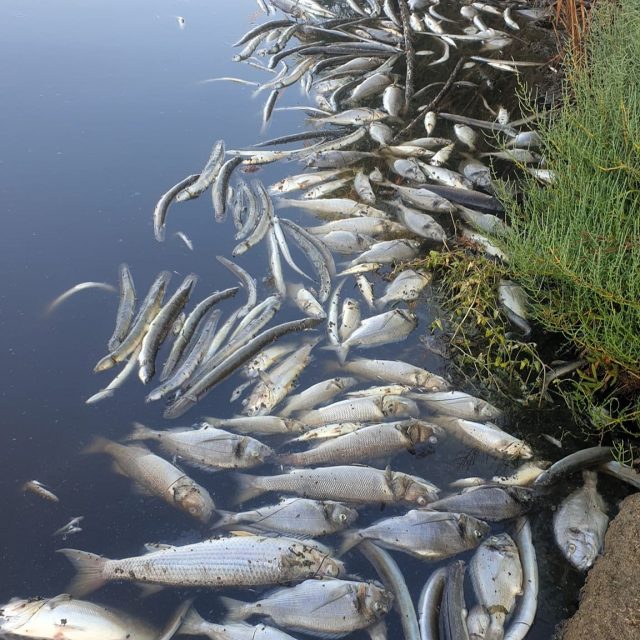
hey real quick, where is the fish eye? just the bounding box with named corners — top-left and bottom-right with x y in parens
top-left (417, 496), bottom-right (427, 506)
top-left (475, 529), bottom-right (484, 538)
top-left (568, 542), bottom-right (577, 553)
top-left (339, 513), bottom-right (348, 522)
top-left (374, 602), bottom-right (384, 612)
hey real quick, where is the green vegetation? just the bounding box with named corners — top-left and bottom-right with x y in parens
top-left (502, 0), bottom-right (640, 434)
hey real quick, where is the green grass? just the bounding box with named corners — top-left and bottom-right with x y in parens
top-left (501, 0), bottom-right (640, 432)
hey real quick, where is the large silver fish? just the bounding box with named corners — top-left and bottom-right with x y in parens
top-left (341, 357), bottom-right (450, 391)
top-left (553, 470), bottom-right (609, 571)
top-left (470, 533), bottom-right (523, 640)
top-left (59, 535), bottom-right (343, 596)
top-left (342, 509), bottom-right (489, 559)
top-left (233, 465), bottom-right (439, 506)
top-left (125, 423), bottom-right (273, 471)
top-left (0, 594), bottom-right (157, 640)
top-left (220, 579), bottom-right (392, 638)
top-left (84, 437), bottom-right (215, 523)
top-left (213, 498), bottom-right (358, 537)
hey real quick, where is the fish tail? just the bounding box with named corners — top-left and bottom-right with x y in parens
top-left (337, 531), bottom-right (361, 557)
top-left (219, 596), bottom-right (252, 622)
top-left (82, 436), bottom-right (113, 456)
top-left (210, 509), bottom-right (236, 529)
top-left (321, 344), bottom-right (349, 365)
top-left (57, 549), bottom-right (108, 597)
top-left (582, 469), bottom-right (598, 488)
top-left (178, 606), bottom-right (207, 635)
top-left (231, 473), bottom-right (264, 505)
top-left (124, 422), bottom-right (155, 442)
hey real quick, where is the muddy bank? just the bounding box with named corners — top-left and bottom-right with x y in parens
top-left (562, 493), bottom-right (640, 639)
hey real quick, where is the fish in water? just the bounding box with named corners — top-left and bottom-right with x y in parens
top-left (22, 480), bottom-right (60, 503)
top-left (553, 470), bottom-right (609, 571)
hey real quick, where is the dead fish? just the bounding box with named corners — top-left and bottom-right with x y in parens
top-left (53, 516), bottom-right (84, 539)
top-left (376, 269), bottom-right (432, 308)
top-left (233, 465), bottom-right (439, 506)
top-left (553, 470), bottom-right (609, 571)
top-left (470, 533), bottom-right (523, 640)
top-left (213, 498), bottom-right (358, 538)
top-left (84, 437), bottom-right (215, 523)
top-left (498, 280), bottom-right (531, 336)
top-left (340, 357), bottom-right (450, 391)
top-left (342, 509), bottom-right (489, 559)
top-left (427, 485), bottom-right (535, 521)
top-left (23, 480), bottom-right (60, 503)
top-left (46, 282), bottom-right (117, 315)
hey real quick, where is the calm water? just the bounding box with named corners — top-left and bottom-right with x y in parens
top-left (0, 1), bottom-right (612, 638)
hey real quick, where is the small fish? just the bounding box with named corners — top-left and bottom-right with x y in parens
top-left (174, 231), bottom-right (194, 250)
top-left (23, 480), bottom-right (60, 503)
top-left (107, 264), bottom-right (136, 351)
top-left (341, 357), bottom-right (450, 391)
top-left (176, 16), bottom-right (185, 28)
top-left (46, 282), bottom-right (117, 314)
top-left (454, 124), bottom-right (478, 150)
top-left (53, 516), bottom-right (84, 539)
top-left (376, 269), bottom-right (432, 308)
top-left (418, 567), bottom-right (447, 640)
top-left (553, 470), bottom-right (609, 571)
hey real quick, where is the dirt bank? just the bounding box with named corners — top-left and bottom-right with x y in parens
top-left (562, 493), bottom-right (640, 639)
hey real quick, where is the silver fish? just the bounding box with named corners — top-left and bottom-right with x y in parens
top-left (419, 567), bottom-right (447, 640)
top-left (299, 394), bottom-right (419, 427)
top-left (341, 357), bottom-right (450, 391)
top-left (354, 171), bottom-right (376, 204)
top-left (383, 83), bottom-right (404, 116)
top-left (498, 279), bottom-right (531, 336)
top-left (392, 199), bottom-right (448, 242)
top-left (553, 470), bottom-right (608, 571)
top-left (413, 391), bottom-right (502, 421)
top-left (179, 607), bottom-right (297, 640)
top-left (335, 308), bottom-right (418, 363)
top-left (287, 282), bottom-right (326, 319)
top-left (233, 465), bottom-right (439, 506)
top-left (153, 174), bottom-right (199, 242)
top-left (454, 124), bottom-right (478, 150)
top-left (46, 282), bottom-right (117, 315)
top-left (428, 485), bottom-right (534, 521)
top-left (311, 108), bottom-right (388, 126)
top-left (439, 561), bottom-right (470, 640)
top-left (349, 73), bottom-right (393, 103)
top-left (221, 579), bottom-right (392, 638)
top-left (343, 509), bottom-right (489, 559)
top-left (53, 516), bottom-right (84, 539)
top-left (390, 183), bottom-right (456, 213)
top-left (125, 423), bottom-right (273, 471)
top-left (279, 377), bottom-right (357, 417)
top-left (280, 420), bottom-right (440, 467)
top-left (203, 415), bottom-right (304, 435)
top-left (213, 498), bottom-right (358, 537)
top-left (176, 140), bottom-right (225, 201)
top-left (0, 594), bottom-right (158, 640)
top-left (138, 274), bottom-right (197, 384)
top-left (84, 437), bottom-right (214, 523)
top-left (242, 342), bottom-right (297, 379)
top-left (433, 417), bottom-right (532, 460)
top-left (107, 264), bottom-right (136, 351)
top-left (94, 271), bottom-right (171, 372)
top-left (22, 480), bottom-right (59, 503)
top-left (339, 298), bottom-right (361, 342)
top-left (470, 533), bottom-right (523, 640)
top-left (59, 535), bottom-right (343, 596)
top-left (376, 269), bottom-right (431, 308)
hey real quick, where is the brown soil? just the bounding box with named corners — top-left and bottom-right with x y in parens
top-left (561, 493), bottom-right (640, 639)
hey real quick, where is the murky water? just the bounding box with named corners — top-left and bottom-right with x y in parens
top-left (0, 1), bottom-right (623, 639)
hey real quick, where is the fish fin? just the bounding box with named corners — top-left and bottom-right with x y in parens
top-left (137, 583), bottom-right (165, 598)
top-left (157, 599), bottom-right (195, 640)
top-left (582, 469), bottom-right (599, 488)
top-left (82, 436), bottom-right (113, 455)
top-left (210, 509), bottom-right (236, 529)
top-left (130, 481), bottom-right (155, 497)
top-left (143, 542), bottom-right (175, 552)
top-left (337, 531), bottom-right (361, 557)
top-left (321, 344), bottom-right (349, 365)
top-left (178, 606), bottom-right (207, 636)
top-left (110, 461), bottom-right (128, 477)
top-left (124, 422), bottom-right (155, 442)
top-left (57, 549), bottom-right (108, 597)
top-left (219, 596), bottom-right (251, 622)
top-left (230, 473), bottom-right (264, 505)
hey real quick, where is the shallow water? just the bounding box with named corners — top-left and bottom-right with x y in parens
top-left (0, 1), bottom-right (620, 638)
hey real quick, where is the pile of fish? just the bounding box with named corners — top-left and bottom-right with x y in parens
top-left (8, 1), bottom-right (640, 640)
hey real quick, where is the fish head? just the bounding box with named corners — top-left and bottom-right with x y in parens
top-left (395, 473), bottom-right (438, 506)
top-left (561, 527), bottom-right (601, 571)
top-left (363, 584), bottom-right (394, 620)
top-left (459, 513), bottom-right (491, 545)
top-left (405, 420), bottom-right (438, 445)
top-left (172, 481), bottom-right (215, 523)
top-left (382, 396), bottom-right (419, 419)
top-left (502, 439), bottom-right (534, 460)
top-left (0, 598), bottom-right (48, 632)
top-left (326, 502), bottom-right (359, 529)
top-left (240, 437), bottom-right (274, 464)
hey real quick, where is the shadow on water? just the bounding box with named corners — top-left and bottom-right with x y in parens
top-left (0, 1), bottom-right (626, 639)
